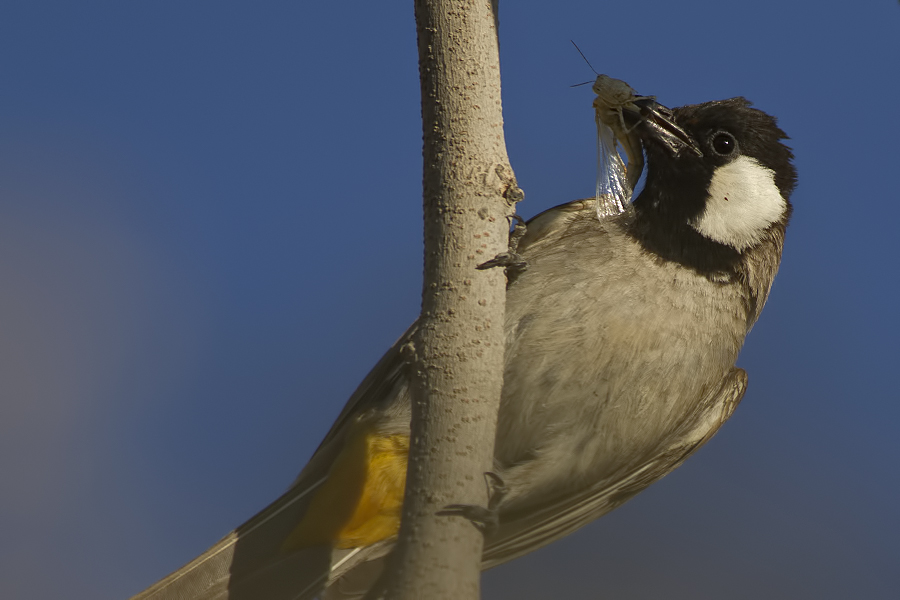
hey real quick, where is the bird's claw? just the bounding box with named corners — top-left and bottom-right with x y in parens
top-left (477, 216), bottom-right (528, 280)
top-left (476, 252), bottom-right (527, 272)
top-left (437, 503), bottom-right (499, 535)
top-left (436, 472), bottom-right (507, 536)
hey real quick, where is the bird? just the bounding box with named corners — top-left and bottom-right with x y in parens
top-left (130, 95), bottom-right (796, 600)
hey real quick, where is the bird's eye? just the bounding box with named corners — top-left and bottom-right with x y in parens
top-left (710, 131), bottom-right (738, 156)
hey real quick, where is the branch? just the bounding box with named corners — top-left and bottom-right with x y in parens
top-left (384, 0), bottom-right (518, 598)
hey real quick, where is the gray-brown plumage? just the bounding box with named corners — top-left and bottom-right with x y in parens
top-left (131, 97), bottom-right (796, 600)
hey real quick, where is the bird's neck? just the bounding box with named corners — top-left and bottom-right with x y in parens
top-left (629, 186), bottom-right (744, 279)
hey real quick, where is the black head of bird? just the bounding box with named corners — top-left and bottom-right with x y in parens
top-left (621, 97), bottom-right (796, 274)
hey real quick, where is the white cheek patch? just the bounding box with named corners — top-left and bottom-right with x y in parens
top-left (691, 155), bottom-right (786, 250)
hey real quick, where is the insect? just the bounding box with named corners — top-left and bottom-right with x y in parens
top-left (591, 74), bottom-right (653, 201)
top-left (571, 43), bottom-right (652, 215)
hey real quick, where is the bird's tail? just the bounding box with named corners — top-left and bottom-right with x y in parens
top-left (130, 328), bottom-right (416, 600)
top-left (129, 473), bottom-right (393, 600)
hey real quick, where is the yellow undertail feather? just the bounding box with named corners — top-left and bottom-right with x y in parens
top-left (282, 427), bottom-right (409, 550)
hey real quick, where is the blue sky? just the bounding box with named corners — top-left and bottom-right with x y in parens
top-left (1, 3), bottom-right (898, 599)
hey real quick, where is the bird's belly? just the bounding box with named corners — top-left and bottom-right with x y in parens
top-left (494, 267), bottom-right (744, 507)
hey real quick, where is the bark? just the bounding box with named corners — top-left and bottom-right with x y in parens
top-left (384, 0), bottom-right (518, 598)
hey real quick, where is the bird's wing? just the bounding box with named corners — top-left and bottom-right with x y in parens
top-left (482, 368), bottom-right (747, 569)
top-left (516, 199), bottom-right (597, 254)
top-left (301, 323), bottom-right (416, 464)
top-left (130, 328), bottom-right (415, 600)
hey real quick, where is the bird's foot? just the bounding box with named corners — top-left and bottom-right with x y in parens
top-left (476, 216), bottom-right (527, 280)
top-left (437, 472), bottom-right (507, 536)
top-left (476, 251), bottom-right (526, 272)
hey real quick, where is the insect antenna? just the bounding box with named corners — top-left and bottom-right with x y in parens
top-left (570, 40), bottom-right (598, 88)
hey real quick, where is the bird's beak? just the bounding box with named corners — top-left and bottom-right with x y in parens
top-left (625, 98), bottom-right (703, 158)
top-left (613, 98), bottom-right (703, 191)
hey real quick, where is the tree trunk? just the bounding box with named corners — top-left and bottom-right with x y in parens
top-left (384, 0), bottom-right (518, 598)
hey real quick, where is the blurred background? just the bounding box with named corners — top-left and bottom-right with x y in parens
top-left (1, 2), bottom-right (898, 599)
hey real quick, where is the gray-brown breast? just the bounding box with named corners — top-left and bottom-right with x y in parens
top-left (494, 204), bottom-right (750, 511)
